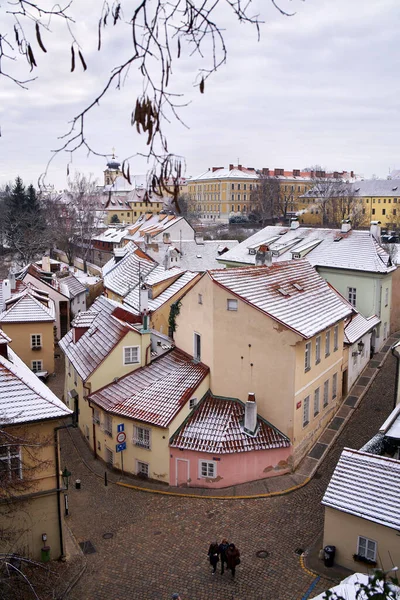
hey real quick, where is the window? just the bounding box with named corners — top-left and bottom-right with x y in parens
top-left (382, 208), bottom-right (386, 215)
top-left (303, 396), bottom-right (310, 427)
top-left (394, 209), bottom-right (397, 216)
top-left (305, 342), bottom-right (311, 371)
top-left (237, 183), bottom-right (241, 190)
top-left (0, 445), bottom-right (22, 481)
top-left (333, 326), bottom-right (339, 352)
top-left (332, 373), bottom-right (337, 399)
top-left (198, 293), bottom-right (203, 305)
top-left (194, 332), bottom-right (201, 362)
top-left (189, 397), bottom-right (198, 410)
top-left (315, 336), bottom-right (321, 364)
top-left (31, 360), bottom-right (43, 373)
top-left (372, 208), bottom-right (376, 215)
top-left (199, 460), bottom-right (216, 478)
top-left (357, 536), bottom-right (377, 562)
top-left (314, 388), bottom-right (320, 417)
top-left (227, 299), bottom-right (238, 311)
top-left (31, 334), bottom-right (42, 349)
top-left (325, 331), bottom-right (331, 357)
top-left (385, 288), bottom-right (389, 307)
top-left (323, 380), bottom-right (329, 407)
top-left (133, 426), bottom-right (151, 449)
top-left (123, 346), bottom-right (140, 365)
top-left (348, 287), bottom-right (356, 307)
top-left (137, 461), bottom-right (149, 477)
top-left (231, 183), bottom-right (234, 190)
top-left (93, 408), bottom-right (100, 425)
top-left (104, 414), bottom-right (112, 437)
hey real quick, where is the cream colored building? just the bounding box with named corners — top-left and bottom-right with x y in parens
top-left (323, 448), bottom-right (400, 573)
top-left (174, 259), bottom-right (352, 465)
top-left (0, 331), bottom-right (72, 561)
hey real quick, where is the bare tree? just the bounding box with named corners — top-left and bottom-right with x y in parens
top-left (250, 171), bottom-right (280, 225)
top-left (0, 1), bottom-right (297, 205)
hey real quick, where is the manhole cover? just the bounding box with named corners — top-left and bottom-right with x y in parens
top-left (79, 540), bottom-right (96, 554)
top-left (102, 533), bottom-right (114, 540)
top-left (256, 550), bottom-right (269, 559)
top-left (294, 548), bottom-right (304, 555)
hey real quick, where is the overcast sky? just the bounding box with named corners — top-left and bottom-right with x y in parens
top-left (1, 0), bottom-right (399, 189)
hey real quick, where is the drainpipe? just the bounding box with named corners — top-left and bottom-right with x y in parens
top-left (89, 401), bottom-right (97, 459)
top-left (391, 343), bottom-right (400, 409)
top-left (54, 419), bottom-right (75, 559)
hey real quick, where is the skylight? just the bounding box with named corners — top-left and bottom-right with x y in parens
top-left (292, 282), bottom-right (304, 291)
top-left (277, 287), bottom-right (289, 296)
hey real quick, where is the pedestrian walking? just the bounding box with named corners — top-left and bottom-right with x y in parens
top-left (171, 594), bottom-right (181, 600)
top-left (218, 538), bottom-right (229, 575)
top-left (208, 541), bottom-right (220, 575)
top-left (226, 543), bottom-right (241, 579)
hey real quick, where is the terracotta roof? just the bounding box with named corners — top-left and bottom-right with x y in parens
top-left (124, 271), bottom-right (199, 312)
top-left (322, 448), bottom-right (400, 529)
top-left (0, 347), bottom-right (71, 424)
top-left (209, 260), bottom-right (353, 338)
top-left (59, 295), bottom-right (138, 381)
top-left (170, 392), bottom-right (290, 454)
top-left (0, 291), bottom-right (55, 323)
top-left (88, 348), bottom-right (209, 427)
top-left (103, 245), bottom-right (156, 298)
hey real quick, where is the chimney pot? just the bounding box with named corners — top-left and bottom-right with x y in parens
top-left (341, 219), bottom-right (352, 233)
top-left (370, 220), bottom-right (381, 241)
top-left (229, 164), bottom-right (234, 171)
top-left (290, 218), bottom-right (300, 230)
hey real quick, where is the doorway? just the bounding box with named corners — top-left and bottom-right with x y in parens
top-left (176, 458), bottom-right (189, 486)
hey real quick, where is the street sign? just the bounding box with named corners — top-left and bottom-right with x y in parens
top-left (116, 442), bottom-right (126, 453)
top-left (117, 423), bottom-right (124, 433)
top-left (116, 431), bottom-right (126, 444)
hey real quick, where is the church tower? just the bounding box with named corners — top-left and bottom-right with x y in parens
top-left (104, 151), bottom-right (122, 186)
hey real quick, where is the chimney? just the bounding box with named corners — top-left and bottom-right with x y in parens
top-left (212, 167), bottom-right (223, 173)
top-left (195, 233), bottom-right (204, 244)
top-left (262, 168), bottom-right (270, 176)
top-left (2, 280), bottom-right (11, 310)
top-left (370, 220), bottom-right (381, 241)
top-left (310, 170), bottom-right (314, 178)
top-left (8, 271), bottom-right (16, 292)
top-left (238, 164), bottom-right (242, 171)
top-left (229, 164), bottom-right (234, 171)
top-left (351, 170), bottom-right (354, 179)
top-left (290, 218), bottom-right (300, 230)
top-left (140, 283), bottom-right (149, 313)
top-left (341, 219), bottom-right (352, 233)
top-left (42, 256), bottom-right (51, 272)
top-left (255, 245), bottom-right (272, 267)
top-left (244, 392), bottom-right (257, 435)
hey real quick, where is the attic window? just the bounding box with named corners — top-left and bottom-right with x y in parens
top-left (277, 287), bottom-right (289, 296)
top-left (292, 253), bottom-right (301, 259)
top-left (248, 248), bottom-right (256, 255)
top-left (393, 187), bottom-right (398, 191)
top-left (355, 187), bottom-right (360, 192)
top-left (333, 236), bottom-right (343, 242)
top-left (292, 282), bottom-right (304, 291)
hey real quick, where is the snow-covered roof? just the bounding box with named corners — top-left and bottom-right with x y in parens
top-left (103, 246), bottom-right (156, 298)
top-left (0, 291), bottom-right (55, 323)
top-left (344, 313), bottom-right (380, 344)
top-left (218, 226), bottom-right (395, 274)
top-left (124, 214), bottom-right (192, 241)
top-left (189, 167), bottom-right (258, 181)
top-left (311, 573), bottom-right (400, 600)
top-left (322, 448), bottom-right (400, 529)
top-left (124, 271), bottom-right (199, 312)
top-left (0, 279), bottom-right (26, 309)
top-left (208, 260), bottom-right (353, 339)
top-left (88, 348), bottom-right (209, 428)
top-left (139, 239), bottom-right (239, 272)
top-left (170, 392), bottom-right (289, 454)
top-left (0, 347), bottom-right (71, 424)
top-left (59, 274), bottom-right (86, 299)
top-left (93, 226), bottom-right (131, 243)
top-left (59, 296), bottom-right (141, 381)
top-left (379, 403), bottom-right (400, 440)
top-left (352, 178), bottom-right (400, 197)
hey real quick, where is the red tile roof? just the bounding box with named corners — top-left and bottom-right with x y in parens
top-left (170, 392), bottom-right (290, 454)
top-left (88, 349), bottom-right (209, 428)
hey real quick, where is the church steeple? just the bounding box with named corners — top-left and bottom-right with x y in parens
top-left (104, 149), bottom-right (122, 185)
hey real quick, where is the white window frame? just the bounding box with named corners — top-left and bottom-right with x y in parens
top-left (194, 332), bottom-right (201, 362)
top-left (348, 287), bottom-right (357, 307)
top-left (123, 345), bottom-right (140, 365)
top-left (333, 326), bottom-right (339, 352)
top-left (314, 388), bottom-right (320, 417)
top-left (189, 397), bottom-right (198, 410)
top-left (357, 536), bottom-right (377, 562)
top-left (305, 342), bottom-right (311, 372)
top-left (323, 380), bottom-right (329, 407)
top-left (303, 395), bottom-right (310, 427)
top-left (0, 445), bottom-right (22, 480)
top-left (315, 336), bottom-right (321, 364)
top-left (227, 299), bottom-right (238, 311)
top-left (133, 426), bottom-right (151, 449)
top-left (332, 373), bottom-right (337, 399)
top-left (136, 460), bottom-right (149, 477)
top-left (104, 414), bottom-right (112, 437)
top-left (325, 331), bottom-right (331, 358)
top-left (31, 360), bottom-right (43, 373)
top-left (199, 460), bottom-right (216, 479)
top-left (31, 333), bottom-right (42, 349)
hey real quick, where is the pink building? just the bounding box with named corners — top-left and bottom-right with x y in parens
top-left (170, 393), bottom-right (291, 488)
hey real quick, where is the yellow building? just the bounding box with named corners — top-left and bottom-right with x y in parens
top-left (173, 259), bottom-right (352, 465)
top-left (0, 287), bottom-right (56, 375)
top-left (0, 331), bottom-right (72, 561)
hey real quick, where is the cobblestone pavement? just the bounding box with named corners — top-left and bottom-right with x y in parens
top-left (58, 353), bottom-right (398, 600)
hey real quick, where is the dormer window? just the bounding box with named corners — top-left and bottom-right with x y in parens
top-left (123, 346), bottom-right (140, 365)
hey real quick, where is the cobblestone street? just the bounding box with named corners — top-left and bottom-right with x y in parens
top-left (57, 353), bottom-right (398, 600)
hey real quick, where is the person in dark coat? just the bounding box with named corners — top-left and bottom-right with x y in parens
top-left (226, 543), bottom-right (240, 579)
top-left (218, 539), bottom-right (229, 575)
top-left (208, 541), bottom-right (220, 575)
